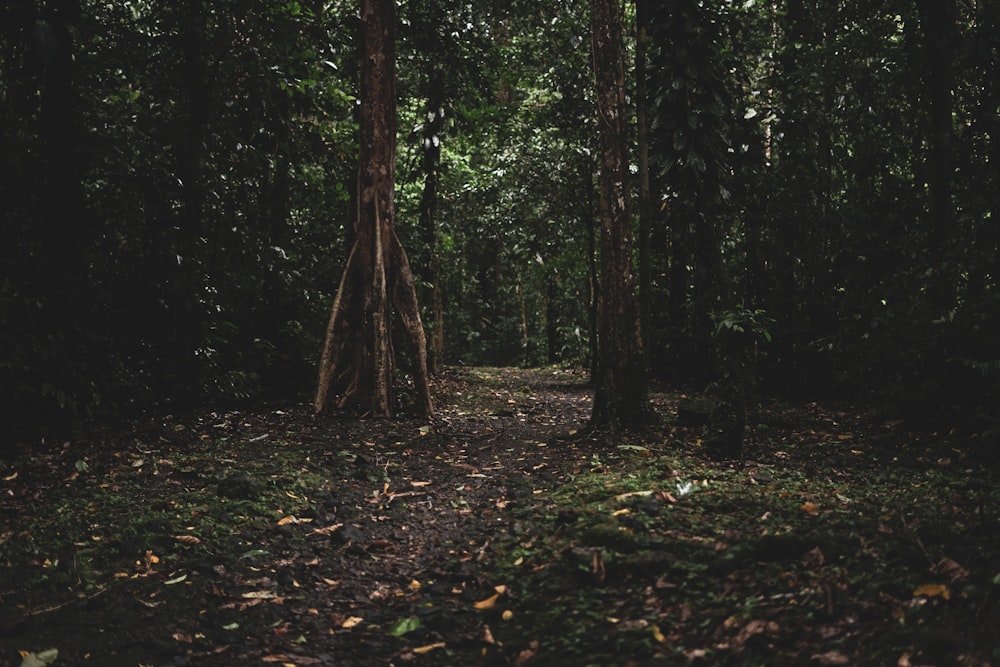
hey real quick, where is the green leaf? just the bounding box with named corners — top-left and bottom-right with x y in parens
top-left (387, 616), bottom-right (422, 637)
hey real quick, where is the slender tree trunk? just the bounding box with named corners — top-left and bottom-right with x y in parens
top-left (418, 67), bottom-right (445, 373)
top-left (635, 0), bottom-right (653, 367)
top-left (315, 0), bottom-right (432, 418)
top-left (590, 0), bottom-right (649, 431)
top-left (582, 155), bottom-right (599, 381)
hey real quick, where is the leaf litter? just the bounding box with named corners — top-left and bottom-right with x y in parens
top-left (0, 367), bottom-right (998, 666)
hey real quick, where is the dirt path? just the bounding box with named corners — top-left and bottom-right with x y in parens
top-left (0, 368), bottom-right (598, 666)
top-left (2, 367), bottom-right (998, 667)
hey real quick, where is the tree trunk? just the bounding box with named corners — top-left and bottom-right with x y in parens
top-left (418, 66), bottom-right (445, 374)
top-left (635, 0), bottom-right (653, 367)
top-left (315, 0), bottom-right (432, 418)
top-left (590, 0), bottom-right (649, 432)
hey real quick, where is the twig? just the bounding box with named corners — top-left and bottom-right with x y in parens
top-left (19, 586), bottom-right (108, 619)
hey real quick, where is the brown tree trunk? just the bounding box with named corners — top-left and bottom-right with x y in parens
top-left (418, 67), bottom-right (445, 374)
top-left (635, 0), bottom-right (653, 366)
top-left (589, 0), bottom-right (649, 432)
top-left (315, 0), bottom-right (432, 418)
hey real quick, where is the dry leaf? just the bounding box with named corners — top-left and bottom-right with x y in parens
top-left (474, 593), bottom-right (499, 610)
top-left (276, 515), bottom-right (298, 526)
top-left (800, 502), bottom-right (820, 516)
top-left (412, 642), bottom-right (446, 655)
top-left (933, 557), bottom-right (970, 583)
top-left (810, 650), bottom-right (851, 665)
top-left (912, 583), bottom-right (950, 599)
top-left (241, 590), bottom-right (278, 599)
top-left (311, 523), bottom-right (344, 536)
top-left (341, 616), bottom-right (364, 629)
top-left (802, 546), bottom-right (826, 568)
top-left (515, 640), bottom-right (539, 665)
top-left (174, 535), bottom-right (201, 545)
top-left (410, 480), bottom-right (432, 488)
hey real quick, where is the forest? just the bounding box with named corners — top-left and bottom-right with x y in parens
top-left (1, 0), bottom-right (999, 665)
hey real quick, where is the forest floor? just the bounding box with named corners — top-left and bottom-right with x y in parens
top-left (1, 367), bottom-right (999, 667)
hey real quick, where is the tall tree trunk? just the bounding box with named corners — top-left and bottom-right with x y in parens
top-left (315, 0), bottom-right (432, 418)
top-left (418, 66), bottom-right (445, 374)
top-left (635, 0), bottom-right (653, 367)
top-left (590, 0), bottom-right (649, 432)
top-left (582, 155), bottom-right (599, 381)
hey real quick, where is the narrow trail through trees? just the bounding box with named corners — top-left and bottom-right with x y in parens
top-left (2, 368), bottom-right (997, 666)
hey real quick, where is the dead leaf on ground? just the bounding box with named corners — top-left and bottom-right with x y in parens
top-left (912, 583), bottom-right (950, 599)
top-left (514, 640), bottom-right (539, 665)
top-left (474, 593), bottom-right (499, 610)
top-left (412, 642), bottom-right (446, 655)
top-left (802, 546), bottom-right (825, 568)
top-left (933, 557), bottom-right (970, 583)
top-left (811, 650), bottom-right (851, 665)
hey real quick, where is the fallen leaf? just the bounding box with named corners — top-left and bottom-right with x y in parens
top-left (933, 557), bottom-right (970, 583)
top-left (341, 616), bottom-right (363, 629)
top-left (800, 502), bottom-right (820, 516)
top-left (277, 515), bottom-right (298, 526)
top-left (811, 650), bottom-right (851, 665)
top-left (802, 546), bottom-right (825, 568)
top-left (410, 480), bottom-right (432, 488)
top-left (387, 616), bottom-right (421, 637)
top-left (515, 640), bottom-right (539, 665)
top-left (412, 642), bottom-right (446, 654)
top-left (174, 535), bottom-right (201, 545)
top-left (912, 583), bottom-right (950, 599)
top-left (652, 624), bottom-right (667, 642)
top-left (474, 593), bottom-right (499, 610)
top-left (311, 523), bottom-right (344, 536)
top-left (18, 649), bottom-right (58, 667)
top-left (241, 590), bottom-right (279, 599)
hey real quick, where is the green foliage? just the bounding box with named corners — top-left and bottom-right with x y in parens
top-left (1, 0), bottom-right (999, 438)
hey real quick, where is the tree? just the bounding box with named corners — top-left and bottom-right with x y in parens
top-left (589, 0), bottom-right (649, 431)
top-left (315, 0), bottom-right (433, 418)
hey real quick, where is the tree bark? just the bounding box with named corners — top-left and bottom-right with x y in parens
top-left (635, 0), bottom-right (653, 367)
top-left (315, 0), bottom-right (432, 418)
top-left (418, 66), bottom-right (445, 374)
top-left (589, 0), bottom-right (649, 431)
